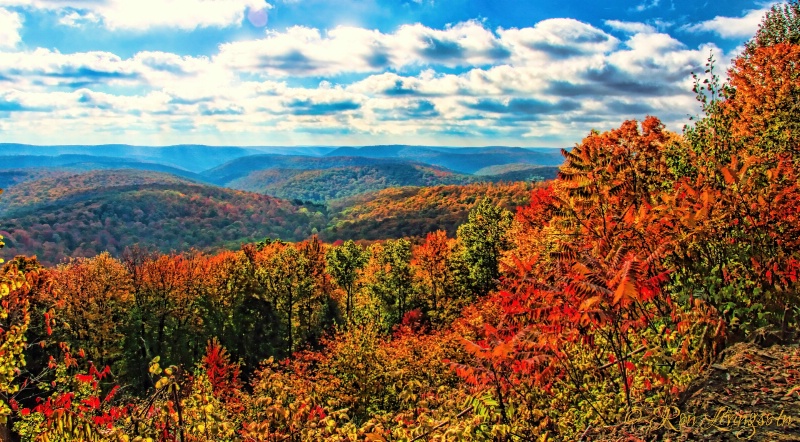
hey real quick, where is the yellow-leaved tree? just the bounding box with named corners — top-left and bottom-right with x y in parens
top-left (0, 189), bottom-right (31, 439)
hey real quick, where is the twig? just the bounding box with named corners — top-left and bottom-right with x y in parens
top-left (410, 405), bottom-right (474, 442)
top-left (599, 346), bottom-right (647, 371)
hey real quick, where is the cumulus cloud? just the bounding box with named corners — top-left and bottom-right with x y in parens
top-left (464, 97), bottom-right (581, 120)
top-left (605, 20), bottom-right (656, 34)
top-left (683, 6), bottom-right (772, 39)
top-left (0, 48), bottom-right (140, 89)
top-left (216, 26), bottom-right (387, 76)
top-left (500, 19), bottom-right (618, 61)
top-left (0, 7), bottom-right (22, 48)
top-left (0, 17), bottom-right (714, 145)
top-left (217, 19), bottom-right (621, 78)
top-left (217, 20), bottom-right (509, 77)
top-left (0, 0), bottom-right (271, 30)
top-left (58, 10), bottom-right (101, 27)
top-left (395, 21), bottom-right (511, 66)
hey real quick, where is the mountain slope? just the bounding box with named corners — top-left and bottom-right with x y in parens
top-left (229, 163), bottom-right (477, 202)
top-left (0, 155), bottom-right (208, 181)
top-left (202, 155), bottom-right (435, 186)
top-left (0, 169), bottom-right (70, 192)
top-left (323, 182), bottom-right (533, 241)
top-left (324, 145), bottom-right (565, 173)
top-left (0, 144), bottom-right (265, 173)
top-left (0, 169), bottom-right (203, 216)
top-left (0, 170), bottom-right (326, 265)
top-left (481, 166), bottom-right (560, 182)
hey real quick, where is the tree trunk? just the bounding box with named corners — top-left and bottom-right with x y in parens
top-left (0, 422), bottom-right (18, 442)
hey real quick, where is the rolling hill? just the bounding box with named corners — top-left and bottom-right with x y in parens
top-left (227, 163), bottom-right (478, 202)
top-left (0, 170), bottom-right (327, 265)
top-left (0, 169), bottom-right (204, 216)
top-left (0, 169), bottom-right (70, 192)
top-left (0, 145), bottom-right (566, 192)
top-left (0, 143), bottom-right (564, 265)
top-left (201, 155), bottom-right (440, 186)
top-left (324, 145), bottom-right (565, 173)
top-left (0, 155), bottom-right (209, 182)
top-left (0, 144), bottom-right (272, 173)
top-left (0, 168), bottom-right (541, 265)
top-left (473, 164), bottom-right (560, 181)
top-left (322, 182), bottom-right (533, 241)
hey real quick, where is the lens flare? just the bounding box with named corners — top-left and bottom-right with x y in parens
top-left (247, 7), bottom-right (269, 27)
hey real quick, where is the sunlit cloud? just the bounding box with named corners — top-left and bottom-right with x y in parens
top-left (683, 5), bottom-right (774, 39)
top-left (0, 0), bottom-right (271, 30)
top-left (0, 7), bottom-right (22, 48)
top-left (0, 0), bottom-right (761, 147)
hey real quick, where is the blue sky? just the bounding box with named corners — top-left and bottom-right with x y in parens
top-left (0, 0), bottom-right (778, 147)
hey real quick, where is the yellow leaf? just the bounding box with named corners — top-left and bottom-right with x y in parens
top-left (579, 296), bottom-right (602, 311)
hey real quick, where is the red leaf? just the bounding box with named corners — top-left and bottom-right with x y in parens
top-left (75, 374), bottom-right (93, 384)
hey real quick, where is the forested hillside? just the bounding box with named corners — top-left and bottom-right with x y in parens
top-left (324, 146), bottom-right (565, 173)
top-left (324, 182), bottom-right (532, 240)
top-left (227, 163), bottom-right (475, 202)
top-left (0, 170), bottom-right (200, 215)
top-left (0, 4), bottom-right (799, 441)
top-left (0, 145), bottom-right (265, 173)
top-left (0, 170), bottom-right (327, 265)
top-left (0, 155), bottom-right (209, 181)
top-left (0, 171), bottom-right (538, 265)
top-left (201, 155), bottom-right (465, 186)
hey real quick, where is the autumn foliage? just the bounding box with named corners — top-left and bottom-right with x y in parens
top-left (1, 5), bottom-right (800, 441)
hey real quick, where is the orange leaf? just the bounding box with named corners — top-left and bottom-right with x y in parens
top-left (721, 167), bottom-right (736, 185)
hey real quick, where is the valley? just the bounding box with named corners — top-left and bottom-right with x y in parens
top-left (0, 145), bottom-right (558, 265)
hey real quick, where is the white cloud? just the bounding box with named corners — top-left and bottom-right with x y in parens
top-left (58, 11), bottom-right (101, 28)
top-left (499, 19), bottom-right (619, 63)
top-left (216, 25), bottom-right (387, 76)
top-left (217, 20), bottom-right (509, 77)
top-left (0, 7), bottom-right (22, 48)
top-left (101, 0), bottom-right (270, 30)
top-left (683, 7), bottom-right (772, 39)
top-left (216, 19), bottom-right (622, 79)
top-left (0, 0), bottom-right (271, 30)
top-left (0, 48), bottom-right (137, 84)
top-left (0, 18), bottom-right (714, 146)
top-left (635, 0), bottom-right (660, 12)
top-left (393, 20), bottom-right (510, 67)
top-left (605, 20), bottom-right (656, 34)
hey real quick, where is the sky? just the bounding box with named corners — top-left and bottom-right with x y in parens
top-left (0, 0), bottom-right (781, 147)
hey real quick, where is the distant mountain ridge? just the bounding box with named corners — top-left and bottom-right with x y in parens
top-left (228, 163), bottom-right (475, 202)
top-left (0, 145), bottom-right (566, 260)
top-left (0, 143), bottom-right (564, 176)
top-left (324, 145), bottom-right (564, 174)
top-left (0, 144), bottom-right (263, 173)
top-left (0, 155), bottom-right (208, 182)
top-left (201, 155), bottom-right (452, 186)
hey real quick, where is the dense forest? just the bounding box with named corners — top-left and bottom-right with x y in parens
top-left (228, 164), bottom-right (476, 203)
top-left (0, 170), bottom-right (329, 265)
top-left (1, 3), bottom-right (800, 441)
top-left (0, 175), bottom-right (529, 266)
top-left (323, 182), bottom-right (532, 241)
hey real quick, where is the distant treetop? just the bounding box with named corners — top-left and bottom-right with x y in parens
top-left (746, 0), bottom-right (800, 53)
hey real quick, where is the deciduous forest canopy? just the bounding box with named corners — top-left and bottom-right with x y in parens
top-left (1, 2), bottom-right (800, 441)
